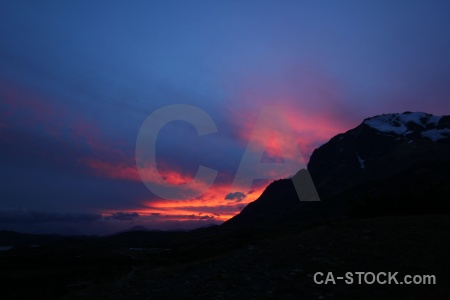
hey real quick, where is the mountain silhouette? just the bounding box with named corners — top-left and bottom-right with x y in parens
top-left (225, 112), bottom-right (450, 229)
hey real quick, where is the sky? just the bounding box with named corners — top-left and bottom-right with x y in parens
top-left (1, 0), bottom-right (450, 235)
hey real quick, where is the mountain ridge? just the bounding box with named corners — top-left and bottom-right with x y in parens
top-left (224, 111), bottom-right (450, 229)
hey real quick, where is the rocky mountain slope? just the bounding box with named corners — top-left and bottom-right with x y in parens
top-left (225, 112), bottom-right (450, 229)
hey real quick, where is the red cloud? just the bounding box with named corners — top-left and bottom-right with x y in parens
top-left (226, 67), bottom-right (356, 163)
top-left (132, 181), bottom-right (267, 221)
top-left (86, 159), bottom-right (200, 186)
top-left (96, 174), bottom-right (268, 223)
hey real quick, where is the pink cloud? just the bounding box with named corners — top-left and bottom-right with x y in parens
top-left (225, 66), bottom-right (356, 162)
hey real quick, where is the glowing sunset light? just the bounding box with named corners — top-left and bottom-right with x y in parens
top-left (86, 159), bottom-right (195, 185)
top-left (2, 0), bottom-right (450, 234)
top-left (137, 181), bottom-right (267, 222)
top-left (235, 105), bottom-right (349, 163)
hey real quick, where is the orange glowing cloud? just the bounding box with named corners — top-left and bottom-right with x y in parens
top-left (136, 182), bottom-right (266, 222)
top-left (86, 155), bottom-right (269, 222)
top-left (95, 167), bottom-right (270, 222)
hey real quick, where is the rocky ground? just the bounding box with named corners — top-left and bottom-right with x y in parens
top-left (40, 215), bottom-right (450, 299)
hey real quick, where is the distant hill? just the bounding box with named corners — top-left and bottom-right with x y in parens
top-left (123, 225), bottom-right (150, 232)
top-left (224, 112), bottom-right (450, 229)
top-left (0, 230), bottom-right (58, 246)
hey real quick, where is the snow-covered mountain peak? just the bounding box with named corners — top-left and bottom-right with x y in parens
top-left (363, 112), bottom-right (449, 141)
top-left (364, 112), bottom-right (440, 133)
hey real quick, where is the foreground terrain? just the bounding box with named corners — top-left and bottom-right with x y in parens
top-left (1, 215), bottom-right (449, 299)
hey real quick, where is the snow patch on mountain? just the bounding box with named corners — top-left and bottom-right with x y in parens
top-left (427, 115), bottom-right (442, 125)
top-left (364, 112), bottom-right (445, 139)
top-left (356, 152), bottom-right (365, 169)
top-left (364, 114), bottom-right (408, 134)
top-left (397, 112), bottom-right (438, 126)
top-left (421, 129), bottom-right (450, 141)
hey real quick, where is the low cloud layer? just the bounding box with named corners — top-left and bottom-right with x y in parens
top-left (225, 192), bottom-right (247, 202)
top-left (107, 211), bottom-right (140, 221)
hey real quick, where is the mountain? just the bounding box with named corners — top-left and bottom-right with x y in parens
top-left (123, 225), bottom-right (150, 232)
top-left (225, 112), bottom-right (450, 229)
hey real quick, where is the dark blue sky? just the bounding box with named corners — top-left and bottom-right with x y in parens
top-left (1, 1), bottom-right (450, 234)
